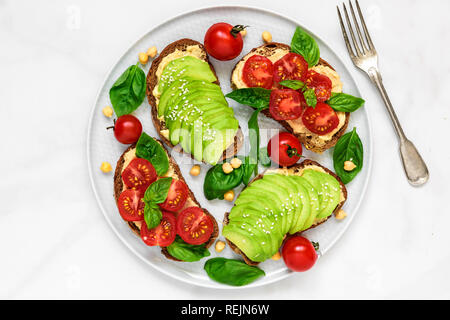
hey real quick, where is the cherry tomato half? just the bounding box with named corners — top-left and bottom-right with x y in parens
top-left (242, 55), bottom-right (274, 89)
top-left (140, 211), bottom-right (177, 247)
top-left (273, 53), bottom-right (309, 85)
top-left (302, 102), bottom-right (339, 135)
top-left (204, 23), bottom-right (244, 61)
top-left (159, 179), bottom-right (189, 213)
top-left (305, 70), bottom-right (332, 103)
top-left (176, 207), bottom-right (214, 245)
top-left (121, 158), bottom-right (157, 192)
top-left (268, 132), bottom-right (303, 167)
top-left (117, 189), bottom-right (145, 221)
top-left (269, 89), bottom-right (303, 120)
top-left (113, 114), bottom-right (142, 144)
top-left (282, 236), bottom-right (318, 272)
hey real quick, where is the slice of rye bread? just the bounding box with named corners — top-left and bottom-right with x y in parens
top-left (146, 38), bottom-right (243, 163)
top-left (222, 159), bottom-right (348, 266)
top-left (230, 42), bottom-right (350, 153)
top-left (113, 141), bottom-right (219, 262)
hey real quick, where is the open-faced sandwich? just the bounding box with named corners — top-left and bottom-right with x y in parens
top-left (146, 39), bottom-right (243, 165)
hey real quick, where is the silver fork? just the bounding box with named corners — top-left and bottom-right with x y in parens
top-left (337, 0), bottom-right (429, 186)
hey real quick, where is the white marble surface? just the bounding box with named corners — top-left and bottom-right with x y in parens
top-left (1, 0), bottom-right (449, 299)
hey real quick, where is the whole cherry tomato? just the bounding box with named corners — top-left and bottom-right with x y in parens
top-left (204, 23), bottom-right (245, 61)
top-left (112, 114), bottom-right (142, 144)
top-left (268, 132), bottom-right (303, 167)
top-left (282, 236), bottom-right (318, 272)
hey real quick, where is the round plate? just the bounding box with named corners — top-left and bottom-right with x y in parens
top-left (87, 5), bottom-right (372, 289)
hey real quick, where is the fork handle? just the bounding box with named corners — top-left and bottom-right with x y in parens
top-left (367, 68), bottom-right (429, 186)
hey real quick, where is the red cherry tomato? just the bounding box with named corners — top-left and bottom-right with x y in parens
top-left (159, 179), bottom-right (189, 213)
top-left (302, 102), bottom-right (339, 135)
top-left (121, 158), bottom-right (157, 192)
top-left (176, 207), bottom-right (214, 245)
top-left (282, 236), bottom-right (318, 272)
top-left (268, 132), bottom-right (303, 167)
top-left (117, 189), bottom-right (145, 221)
top-left (204, 23), bottom-right (244, 61)
top-left (242, 55), bottom-right (274, 89)
top-left (273, 53), bottom-right (309, 85)
top-left (269, 89), bottom-right (303, 120)
top-left (140, 211), bottom-right (176, 247)
top-left (113, 115), bottom-right (142, 144)
top-left (305, 70), bottom-right (332, 103)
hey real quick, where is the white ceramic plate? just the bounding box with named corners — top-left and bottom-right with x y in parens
top-left (87, 5), bottom-right (372, 289)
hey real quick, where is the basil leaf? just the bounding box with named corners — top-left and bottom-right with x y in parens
top-left (143, 202), bottom-right (162, 230)
top-left (109, 64), bottom-right (146, 117)
top-left (226, 88), bottom-right (271, 110)
top-left (247, 108), bottom-right (261, 177)
top-left (333, 127), bottom-right (363, 184)
top-left (279, 80), bottom-right (306, 90)
top-left (203, 163), bottom-right (244, 200)
top-left (135, 132), bottom-right (169, 176)
top-left (242, 156), bottom-right (257, 186)
top-left (291, 26), bottom-right (320, 67)
top-left (327, 92), bottom-right (365, 112)
top-left (303, 88), bottom-right (317, 108)
top-left (204, 258), bottom-right (265, 286)
top-left (259, 147), bottom-right (271, 167)
top-left (166, 236), bottom-right (211, 262)
top-left (144, 177), bottom-right (172, 203)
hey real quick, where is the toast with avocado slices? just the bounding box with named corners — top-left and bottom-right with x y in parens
top-left (146, 38), bottom-right (243, 165)
top-left (222, 159), bottom-right (347, 266)
top-left (230, 42), bottom-right (350, 153)
top-left (114, 140), bottom-right (219, 262)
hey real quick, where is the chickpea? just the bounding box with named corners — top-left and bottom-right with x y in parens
top-left (335, 209), bottom-right (347, 220)
top-left (138, 52), bottom-right (149, 65)
top-left (146, 46), bottom-right (158, 58)
top-left (230, 157), bottom-right (242, 169)
top-left (240, 29), bottom-right (247, 37)
top-left (190, 164), bottom-right (201, 176)
top-left (102, 106), bottom-right (113, 118)
top-left (215, 240), bottom-right (226, 253)
top-left (344, 160), bottom-right (357, 171)
top-left (262, 31), bottom-right (272, 43)
top-left (224, 190), bottom-right (235, 202)
top-left (100, 162), bottom-right (112, 173)
top-left (271, 251), bottom-right (281, 261)
top-left (222, 162), bottom-right (233, 174)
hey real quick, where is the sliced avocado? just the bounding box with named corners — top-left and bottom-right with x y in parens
top-left (308, 170), bottom-right (341, 219)
top-left (296, 178), bottom-right (320, 230)
top-left (157, 77), bottom-right (193, 117)
top-left (202, 121), bottom-right (239, 165)
top-left (301, 170), bottom-right (325, 214)
top-left (288, 176), bottom-right (311, 234)
top-left (158, 56), bottom-right (217, 95)
top-left (222, 223), bottom-right (267, 262)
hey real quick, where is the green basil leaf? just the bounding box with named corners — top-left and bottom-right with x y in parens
top-left (326, 92), bottom-right (365, 112)
top-left (303, 88), bottom-right (317, 108)
top-left (109, 64), bottom-right (146, 117)
top-left (291, 26), bottom-right (320, 67)
top-left (203, 162), bottom-right (244, 200)
top-left (259, 147), bottom-right (271, 167)
top-left (241, 156), bottom-right (257, 186)
top-left (247, 109), bottom-right (261, 177)
top-left (143, 202), bottom-right (162, 230)
top-left (333, 127), bottom-right (363, 184)
top-left (166, 236), bottom-right (211, 262)
top-left (226, 88), bottom-right (271, 110)
top-left (135, 132), bottom-right (169, 176)
top-left (279, 80), bottom-right (306, 90)
top-left (144, 177), bottom-right (172, 203)
top-left (204, 258), bottom-right (265, 286)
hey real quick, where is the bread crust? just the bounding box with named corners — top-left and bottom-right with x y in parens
top-left (113, 141), bottom-right (219, 262)
top-left (146, 38), bottom-right (243, 163)
top-left (230, 42), bottom-right (350, 153)
top-left (223, 159), bottom-right (348, 266)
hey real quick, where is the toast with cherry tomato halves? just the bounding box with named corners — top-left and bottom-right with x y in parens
top-left (230, 42), bottom-right (350, 153)
top-left (222, 159), bottom-right (347, 266)
top-left (114, 132), bottom-right (218, 262)
top-left (146, 38), bottom-right (243, 165)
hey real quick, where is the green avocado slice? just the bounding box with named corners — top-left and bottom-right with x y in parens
top-left (288, 176), bottom-right (311, 233)
top-left (222, 223), bottom-right (267, 262)
top-left (297, 178), bottom-right (320, 230)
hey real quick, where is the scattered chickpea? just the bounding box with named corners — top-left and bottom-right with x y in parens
top-left (240, 29), bottom-right (247, 37)
top-left (262, 31), bottom-right (272, 43)
top-left (215, 240), bottom-right (226, 253)
top-left (138, 52), bottom-right (149, 65)
top-left (100, 162), bottom-right (112, 173)
top-left (335, 209), bottom-right (347, 220)
top-left (146, 46), bottom-right (158, 58)
top-left (190, 164), bottom-right (201, 176)
top-left (224, 190), bottom-right (235, 202)
top-left (222, 162), bottom-right (233, 174)
top-left (102, 106), bottom-right (113, 118)
top-left (271, 251), bottom-right (282, 261)
top-left (344, 160), bottom-right (357, 171)
top-left (230, 157), bottom-right (242, 169)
